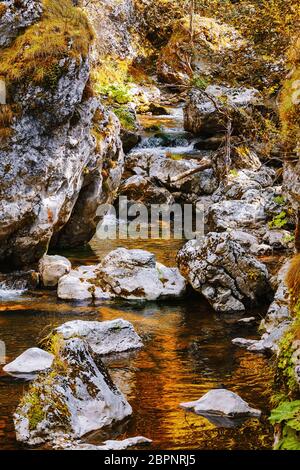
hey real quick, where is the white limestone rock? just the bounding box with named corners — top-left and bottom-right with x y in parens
top-left (180, 389), bottom-right (261, 418)
top-left (39, 255), bottom-right (71, 287)
top-left (14, 338), bottom-right (132, 445)
top-left (3, 348), bottom-right (54, 376)
top-left (54, 319), bottom-right (143, 356)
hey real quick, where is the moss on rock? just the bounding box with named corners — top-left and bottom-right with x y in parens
top-left (0, 0), bottom-right (94, 88)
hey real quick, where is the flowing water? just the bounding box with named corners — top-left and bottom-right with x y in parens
top-left (0, 106), bottom-right (274, 450)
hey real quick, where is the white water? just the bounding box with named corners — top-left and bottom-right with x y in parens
top-left (0, 283), bottom-right (26, 300)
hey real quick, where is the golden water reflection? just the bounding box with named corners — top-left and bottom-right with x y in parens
top-left (0, 239), bottom-right (274, 450)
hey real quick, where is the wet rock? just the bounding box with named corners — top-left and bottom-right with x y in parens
top-left (54, 319), bottom-right (143, 356)
top-left (58, 248), bottom-right (186, 301)
top-left (3, 348), bottom-right (54, 377)
top-left (14, 338), bottom-right (132, 445)
top-left (180, 389), bottom-right (261, 418)
top-left (237, 317), bottom-right (256, 325)
top-left (0, 270), bottom-right (39, 291)
top-left (61, 436), bottom-right (152, 450)
top-left (0, 0), bottom-right (43, 48)
top-left (177, 232), bottom-right (271, 313)
top-left (232, 338), bottom-right (257, 348)
top-left (233, 321), bottom-right (291, 355)
top-left (39, 255), bottom-right (71, 288)
top-left (157, 16), bottom-right (246, 85)
top-left (120, 129), bottom-right (141, 154)
top-left (184, 85), bottom-right (263, 136)
top-left (57, 265), bottom-right (109, 301)
top-left (148, 103), bottom-right (170, 116)
top-left (119, 175), bottom-right (175, 206)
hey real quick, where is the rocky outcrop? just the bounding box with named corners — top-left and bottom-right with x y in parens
top-left (157, 16), bottom-right (246, 85)
top-left (14, 338), bottom-right (132, 445)
top-left (54, 319), bottom-right (143, 356)
top-left (177, 232), bottom-right (271, 313)
top-left (184, 85), bottom-right (263, 137)
top-left (58, 248), bottom-right (186, 301)
top-left (39, 255), bottom-right (71, 288)
top-left (180, 389), bottom-right (261, 419)
top-left (0, 0), bottom-right (124, 268)
top-left (0, 0), bottom-right (43, 48)
top-left (85, 0), bottom-right (136, 59)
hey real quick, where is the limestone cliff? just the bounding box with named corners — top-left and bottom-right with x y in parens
top-left (0, 0), bottom-right (124, 268)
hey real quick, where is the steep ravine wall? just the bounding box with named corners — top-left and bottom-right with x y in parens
top-left (269, 37), bottom-right (300, 450)
top-left (0, 0), bottom-right (124, 268)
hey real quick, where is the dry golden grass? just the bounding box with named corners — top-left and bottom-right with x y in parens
top-left (279, 36), bottom-right (300, 155)
top-left (0, 0), bottom-right (95, 86)
top-left (0, 105), bottom-right (14, 141)
top-left (0, 3), bottom-right (7, 18)
top-left (286, 254), bottom-right (300, 310)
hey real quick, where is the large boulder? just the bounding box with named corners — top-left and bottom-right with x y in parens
top-left (184, 85), bottom-right (263, 137)
top-left (54, 319), bottom-right (143, 355)
top-left (14, 338), bottom-right (132, 445)
top-left (58, 248), bottom-right (187, 301)
top-left (157, 16), bottom-right (246, 85)
top-left (38, 255), bottom-right (71, 288)
top-left (0, 0), bottom-right (124, 268)
top-left (177, 232), bottom-right (271, 313)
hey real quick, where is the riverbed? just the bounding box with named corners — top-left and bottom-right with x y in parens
top-left (0, 106), bottom-right (274, 450)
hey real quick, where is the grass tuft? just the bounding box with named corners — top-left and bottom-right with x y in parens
top-left (0, 0), bottom-right (95, 88)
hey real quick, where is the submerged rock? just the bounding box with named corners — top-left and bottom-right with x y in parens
top-left (177, 232), bottom-right (271, 313)
top-left (58, 248), bottom-right (186, 301)
top-left (3, 348), bottom-right (54, 377)
top-left (14, 338), bottom-right (132, 445)
top-left (54, 319), bottom-right (143, 356)
top-left (39, 255), bottom-right (71, 288)
top-left (180, 389), bottom-right (261, 418)
top-left (61, 436), bottom-right (152, 451)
